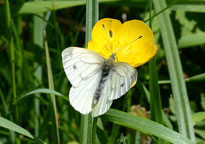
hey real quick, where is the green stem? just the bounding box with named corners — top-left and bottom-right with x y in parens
top-left (4, 1), bottom-right (16, 143)
top-left (44, 31), bottom-right (60, 144)
top-left (148, 1), bottom-right (163, 143)
top-left (4, 0), bottom-right (16, 105)
top-left (33, 8), bottom-right (44, 137)
top-left (80, 0), bottom-right (99, 144)
top-left (152, 0), bottom-right (195, 141)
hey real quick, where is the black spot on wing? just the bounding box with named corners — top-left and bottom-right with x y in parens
top-left (73, 65), bottom-right (77, 69)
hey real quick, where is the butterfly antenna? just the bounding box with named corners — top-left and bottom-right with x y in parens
top-left (102, 24), bottom-right (113, 54)
top-left (116, 35), bottom-right (143, 53)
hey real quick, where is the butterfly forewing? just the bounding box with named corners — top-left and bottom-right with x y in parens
top-left (62, 47), bottom-right (105, 114)
top-left (62, 47), bottom-right (104, 87)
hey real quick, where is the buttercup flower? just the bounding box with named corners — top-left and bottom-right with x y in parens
top-left (88, 18), bottom-right (157, 67)
top-left (62, 18), bottom-right (157, 117)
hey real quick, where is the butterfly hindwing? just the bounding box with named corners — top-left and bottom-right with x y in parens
top-left (92, 62), bottom-right (137, 117)
top-left (109, 62), bottom-right (137, 100)
top-left (69, 71), bottom-right (102, 114)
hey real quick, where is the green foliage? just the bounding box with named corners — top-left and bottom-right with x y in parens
top-left (0, 0), bottom-right (205, 144)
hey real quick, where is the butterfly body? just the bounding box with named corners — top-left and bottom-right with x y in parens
top-left (62, 47), bottom-right (137, 117)
top-left (93, 55), bottom-right (115, 105)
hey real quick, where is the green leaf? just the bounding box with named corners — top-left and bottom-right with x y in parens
top-left (192, 112), bottom-right (205, 126)
top-left (159, 73), bottom-right (205, 84)
top-left (171, 4), bottom-right (205, 13)
top-left (178, 32), bottom-right (205, 48)
top-left (44, 31), bottom-right (60, 144)
top-left (103, 109), bottom-right (194, 144)
top-left (0, 117), bottom-right (34, 139)
top-left (194, 129), bottom-right (205, 139)
top-left (186, 73), bottom-right (205, 82)
top-left (201, 93), bottom-right (205, 110)
top-left (80, 0), bottom-right (99, 144)
top-left (152, 0), bottom-right (195, 141)
top-left (16, 88), bottom-right (69, 103)
top-left (17, 0), bottom-right (119, 14)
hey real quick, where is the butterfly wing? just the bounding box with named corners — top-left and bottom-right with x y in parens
top-left (69, 72), bottom-right (102, 114)
top-left (62, 47), bottom-right (105, 87)
top-left (92, 62), bottom-right (137, 117)
top-left (109, 62), bottom-right (137, 101)
top-left (62, 47), bottom-right (105, 114)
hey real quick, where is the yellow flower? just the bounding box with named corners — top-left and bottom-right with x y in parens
top-left (88, 18), bottom-right (157, 67)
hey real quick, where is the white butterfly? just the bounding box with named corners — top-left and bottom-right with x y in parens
top-left (62, 47), bottom-right (137, 117)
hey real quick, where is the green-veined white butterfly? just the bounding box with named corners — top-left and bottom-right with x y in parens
top-left (62, 47), bottom-right (137, 117)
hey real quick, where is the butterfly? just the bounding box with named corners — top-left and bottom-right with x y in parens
top-left (62, 18), bottom-right (157, 117)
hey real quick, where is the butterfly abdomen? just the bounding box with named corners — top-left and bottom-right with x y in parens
top-left (93, 63), bottom-right (113, 105)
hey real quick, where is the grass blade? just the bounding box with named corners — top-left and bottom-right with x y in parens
top-left (0, 117), bottom-right (34, 139)
top-left (103, 109), bottom-right (194, 144)
top-left (149, 57), bottom-right (163, 123)
top-left (4, 1), bottom-right (17, 143)
top-left (178, 32), bottom-right (205, 49)
top-left (80, 0), bottom-right (99, 144)
top-left (149, 56), bottom-right (164, 143)
top-left (33, 5), bottom-right (44, 137)
top-left (147, 1), bottom-right (164, 143)
top-left (44, 31), bottom-right (60, 144)
top-left (152, 0), bottom-right (195, 141)
top-left (17, 0), bottom-right (119, 14)
top-left (4, 0), bottom-right (16, 108)
top-left (16, 88), bottom-right (68, 103)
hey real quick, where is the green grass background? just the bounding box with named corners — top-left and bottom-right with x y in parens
top-left (0, 0), bottom-right (205, 144)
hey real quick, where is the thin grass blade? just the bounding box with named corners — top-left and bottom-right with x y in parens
top-left (104, 109), bottom-right (194, 144)
top-left (80, 0), bottom-right (99, 144)
top-left (44, 31), bottom-right (60, 144)
top-left (152, 0), bottom-right (195, 141)
top-left (0, 117), bottom-right (34, 139)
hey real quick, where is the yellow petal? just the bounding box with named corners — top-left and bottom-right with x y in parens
top-left (88, 18), bottom-right (157, 67)
top-left (116, 20), bottom-right (157, 67)
top-left (89, 18), bottom-right (122, 58)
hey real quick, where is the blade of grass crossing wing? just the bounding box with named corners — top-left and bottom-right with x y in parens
top-left (80, 0), bottom-right (99, 144)
top-left (44, 31), bottom-right (60, 144)
top-left (152, 0), bottom-right (195, 141)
